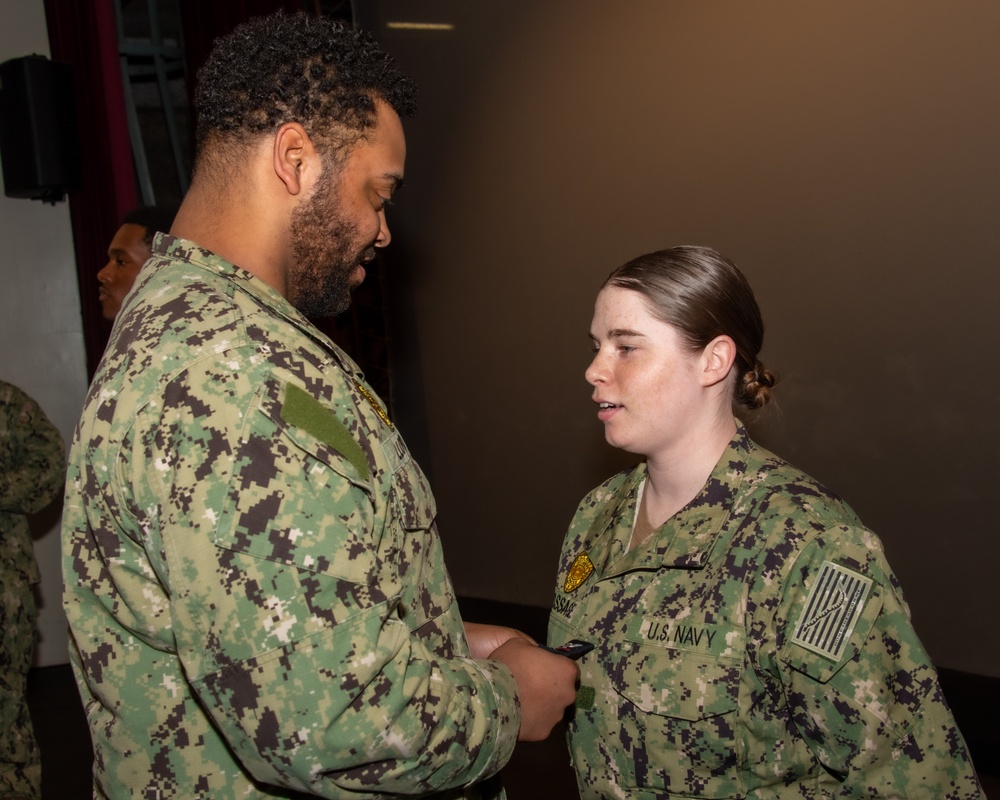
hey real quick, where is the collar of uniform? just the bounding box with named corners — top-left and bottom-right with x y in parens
top-left (153, 234), bottom-right (359, 375)
top-left (594, 422), bottom-right (752, 576)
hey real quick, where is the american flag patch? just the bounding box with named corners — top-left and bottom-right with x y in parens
top-left (792, 560), bottom-right (872, 662)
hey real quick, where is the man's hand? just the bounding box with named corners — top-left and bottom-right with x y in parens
top-left (489, 637), bottom-right (579, 741)
top-left (464, 622), bottom-right (536, 659)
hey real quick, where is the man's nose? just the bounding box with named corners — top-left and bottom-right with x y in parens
top-left (374, 210), bottom-right (391, 248)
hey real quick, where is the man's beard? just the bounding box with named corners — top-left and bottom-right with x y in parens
top-left (287, 175), bottom-right (375, 319)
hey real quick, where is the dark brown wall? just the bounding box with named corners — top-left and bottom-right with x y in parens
top-left (360, 0), bottom-right (1000, 677)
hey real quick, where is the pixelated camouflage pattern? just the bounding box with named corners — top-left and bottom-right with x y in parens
top-left (0, 582), bottom-right (40, 798)
top-left (548, 424), bottom-right (984, 799)
top-left (1, 381), bottom-right (65, 586)
top-left (62, 236), bottom-right (519, 799)
top-left (0, 380), bottom-right (64, 799)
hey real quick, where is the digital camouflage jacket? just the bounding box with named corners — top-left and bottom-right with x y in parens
top-left (63, 236), bottom-right (519, 799)
top-left (1, 379), bottom-right (64, 586)
top-left (548, 424), bottom-right (983, 799)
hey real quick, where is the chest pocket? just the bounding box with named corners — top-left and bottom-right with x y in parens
top-left (371, 426), bottom-right (458, 641)
top-left (607, 638), bottom-right (744, 798)
top-left (384, 429), bottom-right (436, 536)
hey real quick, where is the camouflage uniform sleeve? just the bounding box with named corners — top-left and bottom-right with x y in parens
top-left (123, 368), bottom-right (518, 796)
top-left (759, 524), bottom-right (984, 798)
top-left (0, 383), bottom-right (65, 516)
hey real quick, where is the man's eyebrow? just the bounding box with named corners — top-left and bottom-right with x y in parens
top-left (385, 173), bottom-right (404, 193)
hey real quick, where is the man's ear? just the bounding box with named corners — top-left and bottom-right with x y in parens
top-left (701, 335), bottom-right (737, 387)
top-left (272, 122), bottom-right (317, 197)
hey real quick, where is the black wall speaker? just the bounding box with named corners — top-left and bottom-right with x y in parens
top-left (0, 54), bottom-right (82, 203)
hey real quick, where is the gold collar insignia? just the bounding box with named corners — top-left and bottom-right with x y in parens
top-left (354, 381), bottom-right (393, 430)
top-left (564, 552), bottom-right (595, 593)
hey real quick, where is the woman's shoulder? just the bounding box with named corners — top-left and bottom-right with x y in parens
top-left (739, 438), bottom-right (863, 530)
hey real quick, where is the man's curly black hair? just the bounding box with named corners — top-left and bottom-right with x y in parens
top-left (121, 206), bottom-right (178, 247)
top-left (193, 12), bottom-right (417, 158)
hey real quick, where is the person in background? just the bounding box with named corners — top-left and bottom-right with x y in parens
top-left (63, 12), bottom-right (577, 800)
top-left (0, 380), bottom-right (64, 800)
top-left (97, 205), bottom-right (177, 320)
top-left (548, 245), bottom-right (984, 798)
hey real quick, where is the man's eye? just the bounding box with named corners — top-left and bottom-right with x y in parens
top-left (618, 345), bottom-right (635, 354)
top-left (376, 195), bottom-right (394, 211)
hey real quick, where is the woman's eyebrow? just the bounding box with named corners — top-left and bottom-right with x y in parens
top-left (608, 328), bottom-right (645, 339)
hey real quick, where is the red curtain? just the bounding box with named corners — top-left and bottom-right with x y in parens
top-left (178, 0), bottom-right (393, 405)
top-left (179, 0), bottom-right (311, 92)
top-left (42, 0), bottom-right (305, 379)
top-left (44, 0), bottom-right (139, 379)
top-left (42, 0), bottom-right (388, 403)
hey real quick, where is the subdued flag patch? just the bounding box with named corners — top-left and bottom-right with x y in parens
top-left (792, 560), bottom-right (872, 662)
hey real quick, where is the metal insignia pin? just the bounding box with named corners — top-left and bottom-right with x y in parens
top-left (354, 381), bottom-right (394, 430)
top-left (564, 552), bottom-right (594, 593)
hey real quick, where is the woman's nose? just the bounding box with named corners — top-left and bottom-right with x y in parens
top-left (585, 352), bottom-right (606, 386)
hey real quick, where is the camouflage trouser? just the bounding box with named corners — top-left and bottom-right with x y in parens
top-left (0, 581), bottom-right (40, 799)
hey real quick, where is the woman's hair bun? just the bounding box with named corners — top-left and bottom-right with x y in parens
top-left (738, 360), bottom-right (777, 410)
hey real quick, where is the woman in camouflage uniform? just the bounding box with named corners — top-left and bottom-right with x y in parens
top-left (548, 246), bottom-right (984, 799)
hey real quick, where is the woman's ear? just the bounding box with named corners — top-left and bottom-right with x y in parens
top-left (701, 335), bottom-right (737, 387)
top-left (272, 122), bottom-right (316, 197)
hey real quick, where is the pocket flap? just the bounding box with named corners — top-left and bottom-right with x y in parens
top-left (611, 641), bottom-right (740, 721)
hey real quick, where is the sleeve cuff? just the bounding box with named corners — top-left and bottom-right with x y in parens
top-left (458, 656), bottom-right (521, 784)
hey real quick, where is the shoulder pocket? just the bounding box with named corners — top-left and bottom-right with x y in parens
top-left (781, 554), bottom-right (886, 682)
top-left (211, 381), bottom-right (376, 581)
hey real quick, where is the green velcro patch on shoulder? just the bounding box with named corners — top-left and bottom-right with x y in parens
top-left (575, 685), bottom-right (595, 710)
top-left (792, 560), bottom-right (872, 662)
top-left (280, 383), bottom-right (369, 479)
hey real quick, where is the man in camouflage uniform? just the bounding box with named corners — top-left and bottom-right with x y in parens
top-left (0, 380), bottom-right (64, 799)
top-left (62, 13), bottom-right (576, 800)
top-left (97, 205), bottom-right (177, 320)
top-left (549, 423), bottom-right (984, 798)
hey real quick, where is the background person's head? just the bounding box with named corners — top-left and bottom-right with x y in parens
top-left (603, 245), bottom-right (777, 414)
top-left (97, 206), bottom-right (177, 320)
top-left (189, 12), bottom-right (417, 318)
